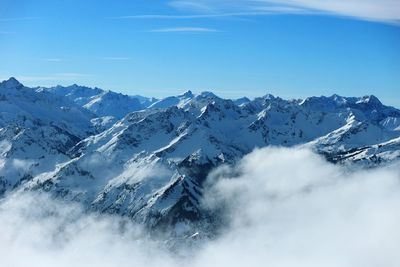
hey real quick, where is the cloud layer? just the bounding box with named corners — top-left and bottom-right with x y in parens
top-left (150, 27), bottom-right (219, 33)
top-left (168, 0), bottom-right (400, 23)
top-left (198, 147), bottom-right (400, 267)
top-left (1, 147), bottom-right (399, 267)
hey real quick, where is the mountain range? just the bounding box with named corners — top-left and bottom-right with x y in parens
top-left (1, 77), bottom-right (399, 238)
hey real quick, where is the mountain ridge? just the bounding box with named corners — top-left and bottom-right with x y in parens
top-left (1, 77), bottom-right (399, 238)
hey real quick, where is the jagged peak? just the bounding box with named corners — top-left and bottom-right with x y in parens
top-left (236, 96), bottom-right (250, 101)
top-left (300, 94), bottom-right (348, 107)
top-left (301, 94), bottom-right (383, 110)
top-left (51, 83), bottom-right (103, 97)
top-left (70, 83), bottom-right (102, 92)
top-left (262, 93), bottom-right (275, 100)
top-left (330, 93), bottom-right (346, 102)
top-left (357, 95), bottom-right (382, 106)
top-left (101, 90), bottom-right (124, 97)
top-left (234, 97), bottom-right (251, 106)
top-left (251, 94), bottom-right (276, 105)
top-left (179, 90), bottom-right (194, 98)
top-left (199, 91), bottom-right (218, 98)
top-left (0, 77), bottom-right (23, 89)
top-left (300, 95), bottom-right (323, 104)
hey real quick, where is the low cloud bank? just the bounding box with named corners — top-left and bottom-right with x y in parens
top-left (197, 147), bottom-right (400, 267)
top-left (0, 193), bottom-right (177, 267)
top-left (1, 147), bottom-right (399, 267)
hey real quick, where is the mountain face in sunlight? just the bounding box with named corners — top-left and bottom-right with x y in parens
top-left (2, 0), bottom-right (399, 265)
top-left (1, 77), bottom-right (400, 237)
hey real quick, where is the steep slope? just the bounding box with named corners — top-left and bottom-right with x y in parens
top-left (83, 91), bottom-right (143, 119)
top-left (46, 84), bottom-right (145, 120)
top-left (321, 136), bottom-right (400, 166)
top-left (44, 84), bottom-right (103, 106)
top-left (20, 90), bottom-right (400, 236)
top-left (1, 77), bottom-right (399, 237)
top-left (233, 97), bottom-right (251, 106)
top-left (303, 95), bottom-right (400, 165)
top-left (130, 95), bottom-right (159, 107)
top-left (148, 90), bottom-right (194, 109)
top-left (0, 78), bottom-right (96, 194)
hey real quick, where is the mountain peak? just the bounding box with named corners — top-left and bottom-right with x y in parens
top-left (1, 79), bottom-right (400, 242)
top-left (180, 90), bottom-right (194, 98)
top-left (357, 95), bottom-right (382, 108)
top-left (199, 91), bottom-right (217, 98)
top-left (234, 97), bottom-right (251, 106)
top-left (262, 94), bottom-right (275, 100)
top-left (359, 95), bottom-right (381, 103)
top-left (329, 94), bottom-right (347, 103)
top-left (0, 77), bottom-right (23, 89)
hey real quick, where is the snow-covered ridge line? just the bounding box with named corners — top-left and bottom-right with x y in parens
top-left (1, 77), bottom-right (400, 236)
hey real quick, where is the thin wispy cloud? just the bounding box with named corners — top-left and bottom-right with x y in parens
top-left (112, 9), bottom-right (309, 20)
top-left (41, 58), bottom-right (63, 62)
top-left (112, 13), bottom-right (256, 19)
top-left (100, 57), bottom-right (132, 61)
top-left (168, 0), bottom-right (400, 24)
top-left (56, 72), bottom-right (91, 78)
top-left (0, 17), bottom-right (41, 22)
top-left (17, 76), bottom-right (62, 82)
top-left (168, 0), bottom-right (309, 14)
top-left (150, 27), bottom-right (219, 33)
top-left (115, 1), bottom-right (400, 24)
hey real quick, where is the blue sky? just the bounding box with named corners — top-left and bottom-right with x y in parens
top-left (1, 0), bottom-right (399, 106)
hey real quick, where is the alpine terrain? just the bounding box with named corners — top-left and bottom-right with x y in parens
top-left (1, 77), bottom-right (399, 238)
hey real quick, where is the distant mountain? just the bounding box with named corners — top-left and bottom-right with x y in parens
top-left (233, 97), bottom-right (251, 106)
top-left (130, 95), bottom-right (159, 107)
top-left (46, 84), bottom-right (145, 119)
top-left (148, 90), bottom-right (194, 109)
top-left (1, 77), bottom-right (399, 237)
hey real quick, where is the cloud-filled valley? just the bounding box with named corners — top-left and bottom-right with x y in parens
top-left (1, 78), bottom-right (400, 266)
top-left (1, 147), bottom-right (399, 267)
top-left (2, 0), bottom-right (400, 264)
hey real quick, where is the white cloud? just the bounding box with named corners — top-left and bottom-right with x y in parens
top-left (16, 76), bottom-right (61, 82)
top-left (55, 72), bottom-right (91, 78)
top-left (266, 0), bottom-right (400, 22)
top-left (112, 14), bottom-right (239, 19)
top-left (0, 17), bottom-right (40, 22)
top-left (100, 57), bottom-right (132, 61)
top-left (0, 147), bottom-right (399, 267)
top-left (150, 27), bottom-right (219, 33)
top-left (113, 10), bottom-right (305, 20)
top-left (0, 193), bottom-right (177, 267)
top-left (167, 0), bottom-right (400, 24)
top-left (198, 147), bottom-right (400, 267)
top-left (40, 58), bottom-right (63, 62)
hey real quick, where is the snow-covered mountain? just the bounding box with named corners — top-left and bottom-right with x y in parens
top-left (148, 90), bottom-right (195, 109)
top-left (0, 78), bottom-right (96, 195)
top-left (45, 84), bottom-right (146, 120)
top-left (1, 77), bottom-right (399, 236)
